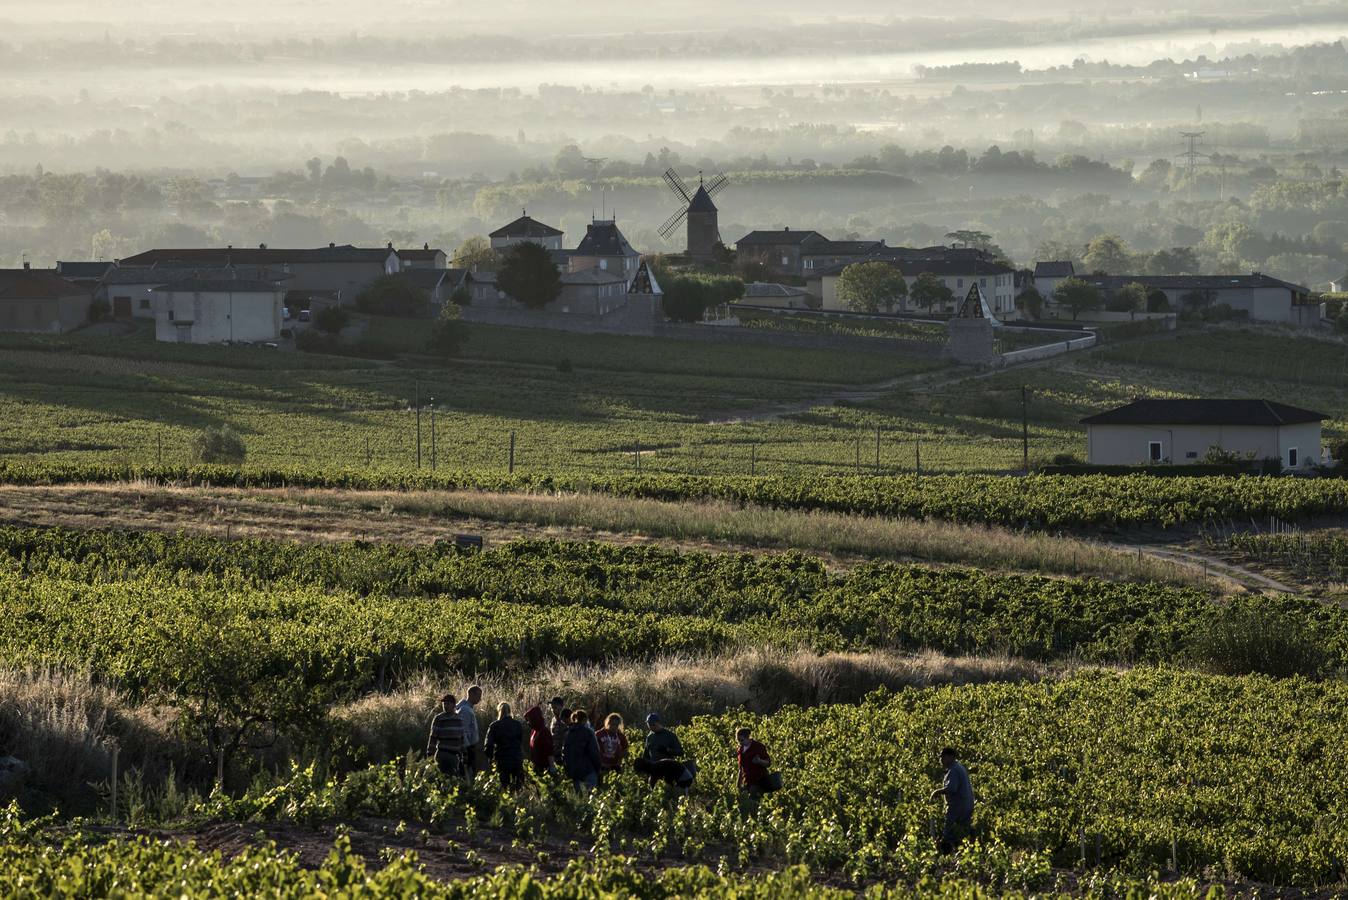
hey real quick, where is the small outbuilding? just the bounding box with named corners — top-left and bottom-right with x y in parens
top-left (1080, 399), bottom-right (1327, 471)
top-left (153, 277), bottom-right (286, 343)
top-left (0, 268), bottom-right (92, 333)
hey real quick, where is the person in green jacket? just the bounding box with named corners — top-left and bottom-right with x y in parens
top-left (637, 712), bottom-right (693, 788)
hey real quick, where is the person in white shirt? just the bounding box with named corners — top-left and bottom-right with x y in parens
top-left (456, 684), bottom-right (483, 778)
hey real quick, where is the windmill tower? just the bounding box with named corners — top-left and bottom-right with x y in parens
top-left (658, 169), bottom-right (728, 263)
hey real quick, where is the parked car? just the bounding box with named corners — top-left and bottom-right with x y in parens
top-left (298, 309), bottom-right (311, 322)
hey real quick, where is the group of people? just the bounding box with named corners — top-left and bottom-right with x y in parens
top-left (426, 687), bottom-right (779, 796)
top-left (429, 687), bottom-right (976, 852)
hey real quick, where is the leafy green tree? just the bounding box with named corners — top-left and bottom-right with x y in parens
top-left (1145, 247), bottom-right (1199, 275)
top-left (837, 261), bottom-right (907, 313)
top-left (909, 272), bottom-right (955, 313)
top-left (1180, 289), bottom-right (1215, 313)
top-left (1052, 277), bottom-right (1103, 320)
top-left (191, 425), bottom-right (246, 465)
top-left (1015, 287), bottom-right (1044, 319)
top-left (662, 276), bottom-right (712, 322)
top-left (427, 301), bottom-right (470, 356)
top-left (452, 236), bottom-right (497, 271)
top-left (1106, 282), bottom-right (1149, 313)
top-left (1082, 234), bottom-right (1134, 274)
top-left (355, 275), bottom-right (431, 318)
top-left (313, 305), bottom-right (348, 334)
top-left (497, 241), bottom-right (562, 309)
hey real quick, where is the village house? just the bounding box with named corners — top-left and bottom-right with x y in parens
top-left (809, 255), bottom-right (1018, 317)
top-left (568, 219), bottom-right (641, 280)
top-left (737, 282), bottom-right (816, 309)
top-left (100, 265), bottom-right (289, 320)
top-left (0, 267), bottom-right (92, 333)
top-left (1032, 260), bottom-right (1076, 297)
top-left (153, 275), bottom-right (287, 344)
top-left (557, 268), bottom-right (629, 315)
top-left (116, 244), bottom-right (404, 303)
top-left (734, 229), bottom-right (829, 278)
top-left (1080, 398), bottom-right (1326, 470)
top-left (1067, 273), bottom-right (1321, 326)
top-left (488, 214), bottom-right (565, 252)
top-left (396, 244), bottom-right (448, 269)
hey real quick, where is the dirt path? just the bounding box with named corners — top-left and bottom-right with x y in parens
top-left (0, 483), bottom-right (739, 556)
top-left (1105, 541), bottom-right (1297, 594)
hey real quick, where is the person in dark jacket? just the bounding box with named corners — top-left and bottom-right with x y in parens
top-left (523, 701), bottom-right (556, 776)
top-left (561, 710), bottom-right (602, 793)
top-left (482, 701), bottom-right (525, 789)
top-left (635, 712), bottom-right (693, 788)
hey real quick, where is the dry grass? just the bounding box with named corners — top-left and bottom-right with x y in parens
top-left (332, 648), bottom-right (1051, 763)
top-left (0, 668), bottom-right (186, 806)
top-left (0, 482), bottom-right (1204, 586)
top-left (298, 487), bottom-right (1203, 585)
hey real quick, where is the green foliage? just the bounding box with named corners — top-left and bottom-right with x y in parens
top-left (662, 273), bottom-right (745, 323)
top-left (313, 305), bottom-right (349, 334)
top-left (1081, 234), bottom-right (1134, 275)
top-left (1186, 600), bottom-right (1329, 678)
top-left (355, 275), bottom-right (431, 318)
top-left (1014, 287), bottom-right (1043, 319)
top-left (837, 261), bottom-right (907, 313)
top-left (1104, 282), bottom-right (1147, 313)
top-left (189, 424), bottom-right (245, 464)
top-left (86, 296), bottom-right (110, 323)
top-left (908, 272), bottom-right (954, 312)
top-left (1051, 278), bottom-right (1102, 320)
top-left (452, 235), bottom-right (497, 271)
top-left (427, 302), bottom-right (469, 356)
top-left (496, 242), bottom-right (562, 309)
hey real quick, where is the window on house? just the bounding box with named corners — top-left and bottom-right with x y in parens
top-left (139, 298), bottom-right (150, 310)
top-left (168, 309), bottom-right (175, 321)
top-left (600, 259), bottom-right (608, 269)
top-left (781, 255), bottom-right (789, 266)
top-left (1148, 441), bottom-right (1163, 463)
top-left (980, 278), bottom-right (987, 287)
top-left (1185, 451), bottom-right (1198, 459)
top-left (1288, 447), bottom-right (1299, 468)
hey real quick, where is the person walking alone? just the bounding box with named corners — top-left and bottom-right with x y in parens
top-left (735, 727), bottom-right (773, 795)
top-left (930, 747), bottom-right (974, 853)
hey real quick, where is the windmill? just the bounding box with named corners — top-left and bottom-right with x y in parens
top-left (658, 168), bottom-right (727, 263)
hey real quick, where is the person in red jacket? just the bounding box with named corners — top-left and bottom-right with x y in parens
top-left (523, 701), bottom-right (555, 776)
top-left (736, 727), bottom-right (773, 794)
top-left (595, 713), bottom-right (629, 782)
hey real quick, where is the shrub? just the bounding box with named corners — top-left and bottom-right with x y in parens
top-left (189, 425), bottom-right (246, 465)
top-left (313, 306), bottom-right (349, 334)
top-left (295, 329), bottom-right (339, 354)
top-left (354, 276), bottom-right (431, 318)
top-left (426, 303), bottom-right (469, 356)
top-left (1186, 600), bottom-right (1328, 678)
top-left (87, 297), bottom-right (111, 323)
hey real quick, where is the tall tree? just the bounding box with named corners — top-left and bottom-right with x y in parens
top-left (1052, 277), bottom-right (1103, 320)
top-left (837, 261), bottom-right (907, 313)
top-left (497, 242), bottom-right (562, 309)
top-left (453, 236), bottom-right (498, 271)
top-left (1082, 234), bottom-right (1134, 274)
top-left (909, 272), bottom-right (955, 313)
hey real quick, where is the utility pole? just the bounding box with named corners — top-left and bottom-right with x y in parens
top-left (508, 430), bottom-right (516, 474)
top-left (750, 443), bottom-right (756, 476)
top-left (915, 440), bottom-right (921, 476)
top-left (414, 380), bottom-right (422, 469)
top-left (430, 399), bottom-right (437, 471)
top-left (875, 426), bottom-right (881, 471)
top-left (1021, 385), bottom-right (1030, 473)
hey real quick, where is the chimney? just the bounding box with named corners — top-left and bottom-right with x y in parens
top-left (423, 242), bottom-right (429, 250)
top-left (259, 243), bottom-right (267, 250)
top-left (329, 242), bottom-right (336, 248)
top-left (387, 241), bottom-right (393, 249)
top-left (22, 261), bottom-right (29, 270)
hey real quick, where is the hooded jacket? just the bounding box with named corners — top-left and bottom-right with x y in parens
top-left (524, 704), bottom-right (554, 770)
